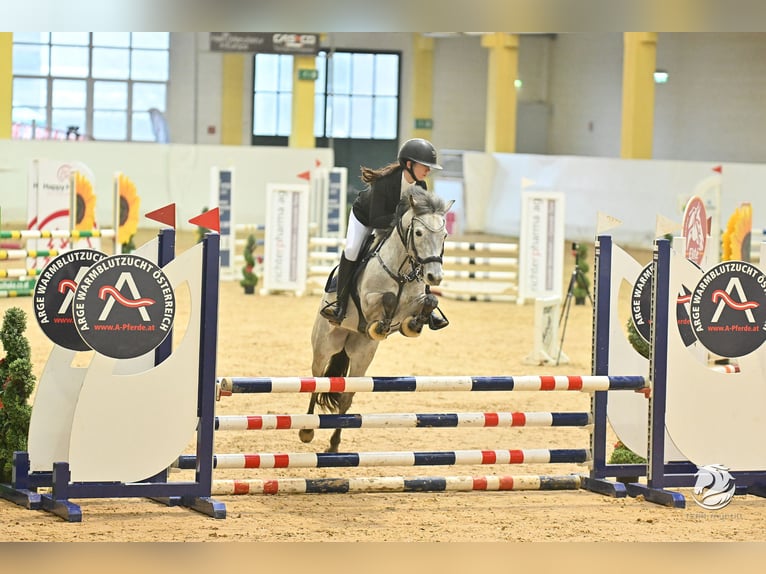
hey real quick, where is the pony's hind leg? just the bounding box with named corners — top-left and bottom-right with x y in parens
top-left (298, 392), bottom-right (319, 444)
top-left (324, 337), bottom-right (378, 452)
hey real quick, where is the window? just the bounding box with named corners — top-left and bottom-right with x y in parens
top-left (11, 32), bottom-right (170, 141)
top-left (252, 50), bottom-right (400, 143)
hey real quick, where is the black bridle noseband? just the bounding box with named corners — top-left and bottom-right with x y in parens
top-left (374, 211), bottom-right (445, 286)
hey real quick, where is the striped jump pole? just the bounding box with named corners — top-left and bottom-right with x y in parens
top-left (711, 364), bottom-right (740, 374)
top-left (308, 266), bottom-right (517, 282)
top-left (306, 236), bottom-right (521, 299)
top-left (211, 473), bottom-right (582, 495)
top-left (0, 249), bottom-right (60, 260)
top-left (430, 291), bottom-right (519, 303)
top-left (0, 229), bottom-right (116, 240)
top-left (214, 411), bottom-right (592, 431)
top-left (0, 289), bottom-right (34, 298)
top-left (309, 253), bottom-right (519, 267)
top-left (419, 269), bottom-right (520, 281)
top-left (444, 240), bottom-right (518, 253)
top-left (442, 255), bottom-right (518, 266)
top-left (175, 448), bottom-right (590, 470)
top-left (0, 269), bottom-right (41, 278)
top-left (309, 237), bottom-right (519, 254)
top-left (216, 375), bottom-right (646, 396)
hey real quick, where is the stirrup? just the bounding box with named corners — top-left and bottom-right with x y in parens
top-left (428, 308), bottom-right (449, 331)
top-left (320, 302), bottom-right (345, 324)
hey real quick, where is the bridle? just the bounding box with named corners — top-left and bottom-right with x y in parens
top-left (375, 210), bottom-right (445, 286)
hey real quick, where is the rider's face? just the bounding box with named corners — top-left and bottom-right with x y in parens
top-left (409, 161), bottom-right (431, 182)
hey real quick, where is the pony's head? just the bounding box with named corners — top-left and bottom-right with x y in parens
top-left (397, 187), bottom-right (454, 286)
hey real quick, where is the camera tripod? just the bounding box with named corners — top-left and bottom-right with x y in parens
top-left (556, 242), bottom-right (593, 365)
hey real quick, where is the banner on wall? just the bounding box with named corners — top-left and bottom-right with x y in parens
top-left (309, 167), bottom-right (347, 242)
top-left (262, 183), bottom-right (310, 295)
top-left (211, 167), bottom-right (235, 280)
top-left (326, 168), bottom-right (347, 238)
top-left (27, 159), bottom-right (99, 267)
top-left (209, 32), bottom-right (319, 54)
top-left (518, 191), bottom-right (565, 304)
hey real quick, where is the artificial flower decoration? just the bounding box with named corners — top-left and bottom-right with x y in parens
top-left (117, 173), bottom-right (140, 246)
top-left (73, 171), bottom-right (96, 231)
top-left (722, 202), bottom-right (752, 261)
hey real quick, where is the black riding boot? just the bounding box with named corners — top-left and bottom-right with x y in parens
top-left (425, 285), bottom-right (449, 330)
top-left (320, 254), bottom-right (354, 325)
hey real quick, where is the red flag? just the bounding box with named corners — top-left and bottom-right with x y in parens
top-left (189, 207), bottom-right (220, 233)
top-left (145, 204), bottom-right (176, 228)
top-left (712, 165), bottom-right (722, 174)
top-left (297, 170), bottom-right (311, 180)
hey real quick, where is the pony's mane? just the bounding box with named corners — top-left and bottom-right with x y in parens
top-left (399, 186), bottom-right (447, 218)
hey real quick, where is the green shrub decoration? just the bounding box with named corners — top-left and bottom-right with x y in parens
top-left (121, 235), bottom-right (136, 254)
top-left (573, 243), bottom-right (591, 303)
top-left (196, 206), bottom-right (210, 244)
top-left (608, 440), bottom-right (647, 465)
top-left (0, 307), bottom-right (36, 483)
top-left (626, 316), bottom-right (651, 359)
top-left (240, 234), bottom-right (258, 293)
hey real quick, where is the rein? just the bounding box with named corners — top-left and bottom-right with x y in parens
top-left (348, 201), bottom-right (446, 337)
top-left (375, 212), bottom-right (444, 286)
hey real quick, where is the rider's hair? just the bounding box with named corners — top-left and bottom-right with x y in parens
top-left (360, 162), bottom-right (400, 185)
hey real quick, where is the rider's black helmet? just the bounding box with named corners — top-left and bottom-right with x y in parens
top-left (398, 138), bottom-right (443, 171)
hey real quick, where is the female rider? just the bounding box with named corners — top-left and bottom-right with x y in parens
top-left (320, 138), bottom-right (449, 330)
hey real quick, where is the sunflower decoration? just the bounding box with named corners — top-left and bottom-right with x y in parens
top-left (73, 171), bottom-right (96, 231)
top-left (722, 202), bottom-right (752, 261)
top-left (117, 173), bottom-right (140, 252)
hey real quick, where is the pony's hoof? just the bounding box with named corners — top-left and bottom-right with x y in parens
top-left (299, 429), bottom-right (314, 443)
top-left (400, 317), bottom-right (423, 337)
top-left (367, 321), bottom-right (388, 341)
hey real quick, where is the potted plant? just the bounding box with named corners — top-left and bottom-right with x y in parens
top-left (0, 307), bottom-right (36, 483)
top-left (608, 440), bottom-right (647, 485)
top-left (196, 206), bottom-right (210, 244)
top-left (240, 234), bottom-right (258, 294)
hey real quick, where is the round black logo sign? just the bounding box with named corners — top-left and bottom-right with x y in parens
top-left (72, 254), bottom-right (175, 359)
top-left (689, 261), bottom-right (766, 358)
top-left (631, 263), bottom-right (697, 347)
top-left (630, 264), bottom-right (653, 343)
top-left (34, 249), bottom-right (108, 351)
top-left (675, 285), bottom-right (698, 347)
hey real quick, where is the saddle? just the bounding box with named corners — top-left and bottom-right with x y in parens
top-left (322, 231), bottom-right (390, 334)
top-left (323, 232), bottom-right (383, 295)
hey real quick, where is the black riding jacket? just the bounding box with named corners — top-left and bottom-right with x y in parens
top-left (352, 166), bottom-right (427, 229)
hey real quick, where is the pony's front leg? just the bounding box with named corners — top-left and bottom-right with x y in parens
top-left (365, 292), bottom-right (398, 340)
top-left (400, 291), bottom-right (438, 337)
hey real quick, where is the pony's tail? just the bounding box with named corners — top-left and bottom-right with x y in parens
top-left (316, 350), bottom-right (350, 411)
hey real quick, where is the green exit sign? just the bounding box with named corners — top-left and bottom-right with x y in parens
top-left (298, 69), bottom-right (319, 81)
top-left (414, 118), bottom-right (433, 129)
